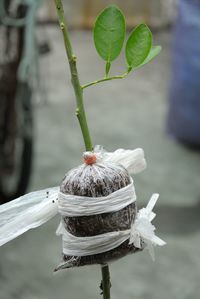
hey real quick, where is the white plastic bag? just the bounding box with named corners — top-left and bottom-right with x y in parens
top-left (0, 187), bottom-right (59, 246)
top-left (95, 146), bottom-right (146, 174)
top-left (0, 146), bottom-right (165, 260)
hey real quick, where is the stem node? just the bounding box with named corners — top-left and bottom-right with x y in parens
top-left (60, 22), bottom-right (64, 30)
top-left (72, 54), bottom-right (77, 61)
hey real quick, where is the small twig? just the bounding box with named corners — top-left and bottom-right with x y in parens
top-left (82, 72), bottom-right (129, 89)
top-left (101, 264), bottom-right (111, 299)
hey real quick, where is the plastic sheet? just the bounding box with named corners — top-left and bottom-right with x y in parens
top-left (0, 187), bottom-right (59, 246)
top-left (95, 146), bottom-right (146, 174)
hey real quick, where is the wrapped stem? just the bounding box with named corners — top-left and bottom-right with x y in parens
top-left (54, 1), bottom-right (111, 298)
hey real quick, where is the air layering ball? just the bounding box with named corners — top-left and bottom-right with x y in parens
top-left (56, 152), bottom-right (141, 270)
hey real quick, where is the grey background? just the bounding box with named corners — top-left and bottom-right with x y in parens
top-left (1, 26), bottom-right (200, 299)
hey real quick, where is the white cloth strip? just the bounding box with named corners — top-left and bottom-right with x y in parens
top-left (56, 194), bottom-right (166, 258)
top-left (58, 179), bottom-right (136, 217)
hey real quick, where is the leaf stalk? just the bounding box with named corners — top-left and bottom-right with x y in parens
top-left (82, 71), bottom-right (129, 89)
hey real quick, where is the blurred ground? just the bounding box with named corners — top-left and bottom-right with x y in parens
top-left (1, 26), bottom-right (200, 299)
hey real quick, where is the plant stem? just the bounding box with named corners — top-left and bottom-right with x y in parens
top-left (54, 0), bottom-right (93, 151)
top-left (82, 72), bottom-right (129, 89)
top-left (54, 2), bottom-right (111, 299)
top-left (101, 264), bottom-right (111, 299)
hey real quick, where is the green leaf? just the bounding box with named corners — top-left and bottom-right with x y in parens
top-left (140, 45), bottom-right (161, 67)
top-left (93, 5), bottom-right (126, 62)
top-left (125, 23), bottom-right (152, 69)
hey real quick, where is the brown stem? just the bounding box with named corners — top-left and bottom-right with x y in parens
top-left (101, 264), bottom-right (111, 299)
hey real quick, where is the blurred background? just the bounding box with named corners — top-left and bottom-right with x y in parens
top-left (0, 0), bottom-right (200, 299)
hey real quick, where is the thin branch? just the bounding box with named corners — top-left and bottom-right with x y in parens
top-left (54, 0), bottom-right (93, 151)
